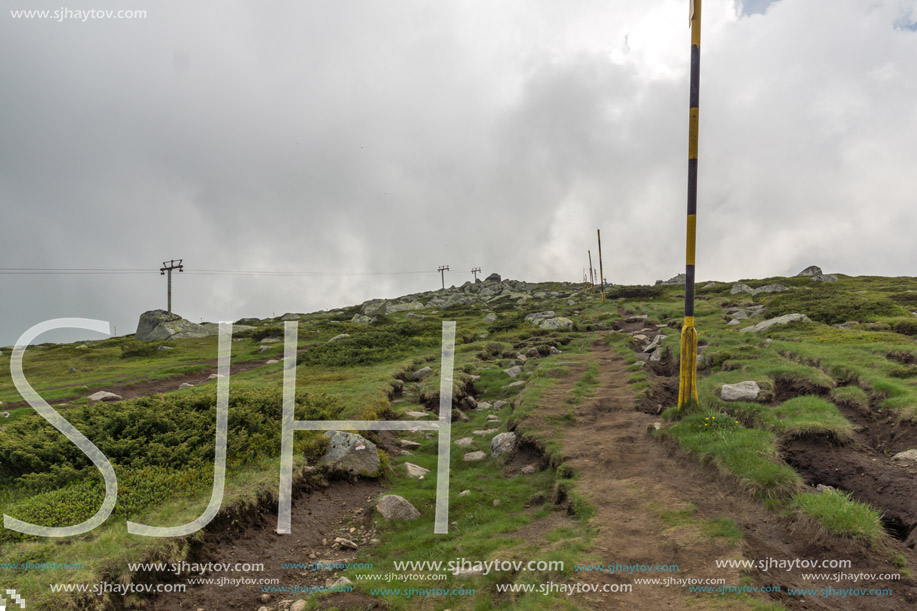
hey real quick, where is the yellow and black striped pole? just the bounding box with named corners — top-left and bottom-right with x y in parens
top-left (678, 0), bottom-right (702, 409)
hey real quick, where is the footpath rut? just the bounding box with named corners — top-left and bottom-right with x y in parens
top-left (544, 335), bottom-right (916, 610)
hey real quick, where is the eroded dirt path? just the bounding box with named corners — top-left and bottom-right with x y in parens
top-left (540, 335), bottom-right (917, 610)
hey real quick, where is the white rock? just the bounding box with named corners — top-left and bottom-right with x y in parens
top-left (404, 462), bottom-right (430, 478)
top-left (740, 313), bottom-right (811, 333)
top-left (454, 437), bottom-right (474, 447)
top-left (88, 391), bottom-right (122, 402)
top-left (720, 381), bottom-right (760, 401)
top-left (891, 449), bottom-right (917, 469)
top-left (464, 451), bottom-right (486, 462)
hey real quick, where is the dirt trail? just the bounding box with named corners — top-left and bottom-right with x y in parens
top-left (541, 335), bottom-right (917, 610)
top-left (150, 479), bottom-right (385, 610)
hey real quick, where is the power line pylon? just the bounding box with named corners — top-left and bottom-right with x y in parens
top-left (160, 259), bottom-right (184, 314)
top-left (438, 265), bottom-right (450, 289)
top-left (471, 267), bottom-right (481, 281)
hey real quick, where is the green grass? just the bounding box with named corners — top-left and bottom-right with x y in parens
top-left (770, 396), bottom-right (853, 441)
top-left (661, 410), bottom-right (801, 498)
top-left (795, 490), bottom-right (885, 543)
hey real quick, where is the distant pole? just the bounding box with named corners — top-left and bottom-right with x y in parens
top-left (160, 259), bottom-right (184, 314)
top-left (471, 267), bottom-right (481, 281)
top-left (596, 230), bottom-right (605, 302)
top-left (587, 250), bottom-right (595, 293)
top-left (679, 0), bottom-right (702, 409)
top-left (438, 265), bottom-right (450, 289)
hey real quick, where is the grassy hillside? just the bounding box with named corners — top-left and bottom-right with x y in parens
top-left (1, 273), bottom-right (916, 609)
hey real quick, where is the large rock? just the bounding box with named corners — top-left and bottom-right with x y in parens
top-left (720, 381), bottom-right (760, 401)
top-left (135, 310), bottom-right (217, 341)
top-left (410, 366), bottom-right (434, 381)
top-left (655, 273), bottom-right (686, 285)
top-left (538, 317), bottom-right (574, 330)
top-left (483, 313), bottom-right (497, 322)
top-left (491, 432), bottom-right (517, 458)
top-left (524, 311), bottom-right (556, 325)
top-left (752, 284), bottom-right (788, 295)
top-left (811, 274), bottom-right (838, 283)
top-left (388, 301), bottom-right (425, 313)
top-left (484, 273), bottom-right (501, 282)
top-left (730, 283), bottom-right (754, 295)
top-left (797, 265), bottom-right (823, 276)
top-left (88, 391), bottom-right (122, 402)
top-left (318, 431), bottom-right (380, 477)
top-left (740, 313), bottom-right (811, 333)
top-left (503, 366), bottom-right (523, 378)
top-left (376, 495), bottom-right (421, 520)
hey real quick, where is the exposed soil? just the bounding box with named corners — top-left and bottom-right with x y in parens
top-left (149, 478), bottom-right (386, 610)
top-left (784, 436), bottom-right (917, 541)
top-left (537, 335), bottom-right (917, 610)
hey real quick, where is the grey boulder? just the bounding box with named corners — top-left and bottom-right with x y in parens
top-left (135, 310), bottom-right (217, 341)
top-left (491, 432), bottom-right (517, 458)
top-left (740, 313), bottom-right (811, 333)
top-left (319, 431), bottom-right (380, 477)
top-left (376, 495), bottom-right (421, 520)
top-left (720, 381), bottom-right (761, 401)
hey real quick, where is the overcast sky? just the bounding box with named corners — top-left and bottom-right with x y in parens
top-left (1, 0), bottom-right (916, 345)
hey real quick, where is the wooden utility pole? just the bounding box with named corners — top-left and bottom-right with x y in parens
top-left (679, 0), bottom-right (702, 409)
top-left (438, 265), bottom-right (450, 289)
top-left (596, 230), bottom-right (605, 301)
top-left (587, 250), bottom-right (595, 293)
top-left (160, 259), bottom-right (184, 314)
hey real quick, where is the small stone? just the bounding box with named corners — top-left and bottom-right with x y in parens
top-left (404, 462), bottom-right (430, 478)
top-left (399, 440), bottom-right (421, 449)
top-left (207, 373), bottom-right (224, 380)
top-left (521, 465), bottom-right (536, 475)
top-left (260, 594), bottom-right (272, 603)
top-left (459, 490), bottom-right (471, 497)
top-left (405, 410), bottom-right (430, 419)
top-left (549, 346), bottom-right (562, 355)
top-left (257, 345), bottom-right (270, 353)
top-left (454, 437), bottom-right (474, 447)
top-left (334, 537), bottom-right (358, 550)
top-left (179, 382), bottom-right (194, 389)
top-left (493, 400), bottom-right (508, 409)
top-left (291, 601), bottom-right (307, 611)
top-left (476, 401), bottom-right (493, 410)
top-left (328, 333), bottom-right (350, 342)
top-left (265, 359), bottom-right (279, 364)
top-left (503, 365), bottom-right (523, 378)
top-left (472, 429), bottom-right (499, 437)
top-left (464, 451), bottom-right (486, 462)
top-left (331, 576), bottom-right (353, 588)
top-left (492, 499), bottom-right (501, 507)
top-left (87, 391), bottom-right (122, 402)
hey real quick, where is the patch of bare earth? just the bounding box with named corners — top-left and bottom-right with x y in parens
top-left (536, 335), bottom-right (917, 610)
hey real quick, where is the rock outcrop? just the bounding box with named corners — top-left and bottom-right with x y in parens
top-left (135, 310), bottom-right (217, 341)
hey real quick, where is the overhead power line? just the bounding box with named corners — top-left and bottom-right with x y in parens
top-left (0, 267), bottom-right (436, 277)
